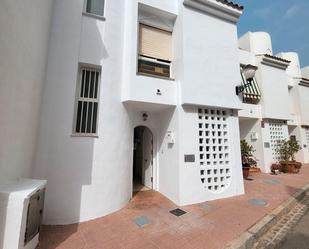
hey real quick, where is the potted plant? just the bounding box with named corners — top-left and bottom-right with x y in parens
top-left (276, 139), bottom-right (302, 174)
top-left (271, 163), bottom-right (282, 175)
top-left (241, 140), bottom-right (256, 179)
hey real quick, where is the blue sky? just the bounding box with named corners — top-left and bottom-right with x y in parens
top-left (236, 0), bottom-right (309, 67)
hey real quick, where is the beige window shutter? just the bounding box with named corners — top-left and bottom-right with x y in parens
top-left (139, 24), bottom-right (172, 61)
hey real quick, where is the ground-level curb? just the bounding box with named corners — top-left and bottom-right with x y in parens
top-left (225, 183), bottom-right (309, 249)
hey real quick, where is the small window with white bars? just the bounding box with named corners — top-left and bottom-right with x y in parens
top-left (73, 66), bottom-right (100, 136)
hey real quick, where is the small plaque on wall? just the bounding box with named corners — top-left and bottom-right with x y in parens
top-left (184, 154), bottom-right (195, 163)
top-left (264, 142), bottom-right (270, 148)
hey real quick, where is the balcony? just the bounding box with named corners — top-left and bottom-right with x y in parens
top-left (238, 103), bottom-right (262, 119)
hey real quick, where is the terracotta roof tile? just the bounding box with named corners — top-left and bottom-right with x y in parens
top-left (216, 0), bottom-right (244, 11)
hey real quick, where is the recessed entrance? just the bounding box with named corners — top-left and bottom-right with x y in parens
top-left (133, 126), bottom-right (153, 194)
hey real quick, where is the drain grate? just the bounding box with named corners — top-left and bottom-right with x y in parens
top-left (170, 208), bottom-right (187, 217)
top-left (248, 198), bottom-right (268, 206)
top-left (133, 216), bottom-right (150, 227)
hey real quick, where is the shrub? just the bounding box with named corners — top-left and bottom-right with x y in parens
top-left (240, 140), bottom-right (255, 167)
top-left (276, 139), bottom-right (302, 162)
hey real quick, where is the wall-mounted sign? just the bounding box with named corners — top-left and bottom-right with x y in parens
top-left (184, 154), bottom-right (195, 163)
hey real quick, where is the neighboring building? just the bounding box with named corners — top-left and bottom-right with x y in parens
top-left (0, 3), bottom-right (308, 248)
top-left (0, 1), bottom-right (53, 248)
top-left (238, 32), bottom-right (309, 173)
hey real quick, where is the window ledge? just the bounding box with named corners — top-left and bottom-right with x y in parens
top-left (137, 72), bottom-right (175, 81)
top-left (71, 134), bottom-right (99, 138)
top-left (82, 12), bottom-right (106, 21)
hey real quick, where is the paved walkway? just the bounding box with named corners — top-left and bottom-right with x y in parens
top-left (253, 192), bottom-right (309, 248)
top-left (40, 165), bottom-right (309, 249)
top-left (280, 207), bottom-right (309, 249)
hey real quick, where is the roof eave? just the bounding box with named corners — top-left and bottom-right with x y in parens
top-left (183, 0), bottom-right (243, 23)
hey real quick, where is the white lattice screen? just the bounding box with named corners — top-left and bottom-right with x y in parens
top-left (269, 120), bottom-right (286, 162)
top-left (198, 108), bottom-right (232, 193)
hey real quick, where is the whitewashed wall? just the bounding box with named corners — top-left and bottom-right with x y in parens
top-left (297, 85), bottom-right (309, 125)
top-left (300, 128), bottom-right (309, 163)
top-left (178, 106), bottom-right (244, 204)
top-left (0, 0), bottom-right (53, 183)
top-left (33, 0), bottom-right (133, 224)
top-left (255, 61), bottom-right (291, 120)
top-left (181, 6), bottom-right (242, 110)
top-left (302, 67), bottom-right (309, 78)
top-left (238, 32), bottom-right (273, 55)
top-left (239, 119), bottom-right (265, 170)
top-left (33, 0), bottom-right (245, 225)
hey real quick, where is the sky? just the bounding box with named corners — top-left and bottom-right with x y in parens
top-left (236, 0), bottom-right (309, 68)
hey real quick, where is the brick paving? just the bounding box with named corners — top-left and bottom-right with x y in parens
top-left (39, 165), bottom-right (309, 249)
top-left (253, 192), bottom-right (309, 249)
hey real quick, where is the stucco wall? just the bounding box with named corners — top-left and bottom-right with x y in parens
top-left (121, 0), bottom-right (178, 106)
top-left (297, 85), bottom-right (309, 125)
top-left (256, 62), bottom-right (291, 120)
top-left (178, 106), bottom-right (244, 205)
top-left (181, 6), bottom-right (241, 109)
top-left (0, 0), bottom-right (53, 183)
top-left (239, 119), bottom-right (265, 170)
top-left (238, 32), bottom-right (273, 55)
top-left (239, 49), bottom-right (257, 66)
top-left (33, 0), bottom-right (133, 224)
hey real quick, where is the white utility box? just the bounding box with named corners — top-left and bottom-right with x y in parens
top-left (0, 179), bottom-right (46, 249)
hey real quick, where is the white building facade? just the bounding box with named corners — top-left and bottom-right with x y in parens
top-left (33, 0), bottom-right (245, 225)
top-left (1, 2), bottom-right (309, 248)
top-left (238, 32), bottom-right (309, 173)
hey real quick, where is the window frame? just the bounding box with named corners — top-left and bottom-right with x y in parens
top-left (137, 23), bottom-right (173, 80)
top-left (83, 0), bottom-right (106, 20)
top-left (72, 65), bottom-right (101, 137)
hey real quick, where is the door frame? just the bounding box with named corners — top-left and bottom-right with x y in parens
top-left (132, 125), bottom-right (158, 193)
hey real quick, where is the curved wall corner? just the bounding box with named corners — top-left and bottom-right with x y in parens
top-left (251, 32), bottom-right (273, 55)
top-left (33, 0), bottom-right (133, 225)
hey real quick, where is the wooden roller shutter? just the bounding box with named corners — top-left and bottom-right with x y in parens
top-left (139, 24), bottom-right (172, 62)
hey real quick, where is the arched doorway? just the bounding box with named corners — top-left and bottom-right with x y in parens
top-left (133, 126), bottom-right (153, 194)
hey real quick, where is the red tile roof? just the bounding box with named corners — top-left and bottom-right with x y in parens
top-left (216, 0), bottom-right (244, 11)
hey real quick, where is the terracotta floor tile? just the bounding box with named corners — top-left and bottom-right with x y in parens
top-left (40, 165), bottom-right (309, 249)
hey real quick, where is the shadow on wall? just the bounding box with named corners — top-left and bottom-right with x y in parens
top-left (36, 13), bottom-right (108, 249)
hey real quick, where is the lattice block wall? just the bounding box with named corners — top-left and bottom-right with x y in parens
top-left (198, 108), bottom-right (232, 193)
top-left (269, 120), bottom-right (288, 162)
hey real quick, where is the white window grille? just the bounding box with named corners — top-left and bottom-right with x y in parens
top-left (85, 0), bottom-right (105, 17)
top-left (74, 67), bottom-right (100, 136)
top-left (198, 108), bottom-right (232, 193)
top-left (269, 120), bottom-right (287, 162)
